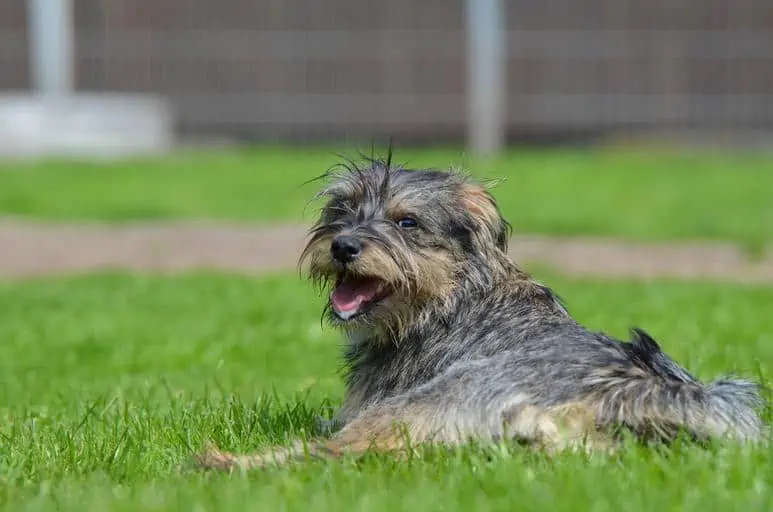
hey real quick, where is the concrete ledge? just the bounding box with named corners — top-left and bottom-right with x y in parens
top-left (0, 93), bottom-right (174, 158)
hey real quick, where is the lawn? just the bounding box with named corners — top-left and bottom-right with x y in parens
top-left (0, 146), bottom-right (772, 249)
top-left (1, 271), bottom-right (771, 511)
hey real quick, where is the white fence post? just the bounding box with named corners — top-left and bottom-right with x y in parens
top-left (28, 0), bottom-right (74, 98)
top-left (466, 0), bottom-right (506, 157)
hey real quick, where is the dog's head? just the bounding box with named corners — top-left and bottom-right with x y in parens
top-left (299, 157), bottom-right (512, 336)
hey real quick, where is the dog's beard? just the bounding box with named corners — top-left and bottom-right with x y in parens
top-left (301, 234), bottom-right (460, 338)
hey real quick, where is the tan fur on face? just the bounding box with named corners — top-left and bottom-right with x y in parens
top-left (298, 231), bottom-right (459, 339)
top-left (299, 234), bottom-right (407, 294)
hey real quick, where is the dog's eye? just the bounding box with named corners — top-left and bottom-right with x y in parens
top-left (396, 217), bottom-right (418, 229)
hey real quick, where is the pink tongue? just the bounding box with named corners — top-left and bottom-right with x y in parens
top-left (331, 278), bottom-right (381, 316)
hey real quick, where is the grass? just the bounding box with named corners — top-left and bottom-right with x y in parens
top-left (0, 271), bottom-right (772, 511)
top-left (0, 145), bottom-right (772, 248)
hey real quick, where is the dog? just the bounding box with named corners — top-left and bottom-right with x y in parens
top-left (194, 155), bottom-right (766, 471)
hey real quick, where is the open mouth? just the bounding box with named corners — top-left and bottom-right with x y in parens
top-left (330, 274), bottom-right (392, 321)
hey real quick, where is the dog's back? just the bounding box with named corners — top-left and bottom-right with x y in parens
top-left (339, 271), bottom-right (766, 446)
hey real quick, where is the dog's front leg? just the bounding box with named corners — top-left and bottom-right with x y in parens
top-left (192, 404), bottom-right (423, 472)
top-left (192, 438), bottom-right (338, 472)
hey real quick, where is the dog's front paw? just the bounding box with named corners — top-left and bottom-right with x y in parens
top-left (190, 442), bottom-right (244, 472)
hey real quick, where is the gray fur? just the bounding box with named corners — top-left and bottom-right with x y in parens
top-left (194, 157), bottom-right (767, 472)
top-left (315, 158), bottom-right (766, 445)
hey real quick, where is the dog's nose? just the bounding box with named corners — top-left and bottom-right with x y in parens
top-left (331, 235), bottom-right (363, 264)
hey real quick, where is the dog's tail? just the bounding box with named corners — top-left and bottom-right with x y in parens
top-left (596, 329), bottom-right (767, 442)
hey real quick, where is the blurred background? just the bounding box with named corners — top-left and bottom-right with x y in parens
top-left (2, 0), bottom-right (773, 154)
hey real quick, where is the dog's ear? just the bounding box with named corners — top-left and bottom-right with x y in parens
top-left (460, 183), bottom-right (510, 251)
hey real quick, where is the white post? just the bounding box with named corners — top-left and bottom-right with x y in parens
top-left (465, 0), bottom-right (506, 156)
top-left (28, 0), bottom-right (74, 98)
top-left (0, 0), bottom-right (171, 157)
